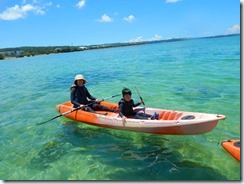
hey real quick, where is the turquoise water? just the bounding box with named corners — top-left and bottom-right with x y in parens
top-left (0, 35), bottom-right (240, 180)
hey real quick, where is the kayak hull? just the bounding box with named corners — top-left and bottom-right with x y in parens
top-left (56, 101), bottom-right (226, 135)
top-left (221, 140), bottom-right (240, 162)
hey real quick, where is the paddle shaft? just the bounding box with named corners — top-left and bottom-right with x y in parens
top-left (135, 86), bottom-right (145, 105)
top-left (37, 94), bottom-right (120, 125)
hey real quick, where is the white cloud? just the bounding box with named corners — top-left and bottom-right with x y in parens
top-left (148, 34), bottom-right (162, 41)
top-left (76, 0), bottom-right (86, 9)
top-left (129, 34), bottom-right (163, 42)
top-left (165, 0), bottom-right (181, 3)
top-left (45, 2), bottom-right (53, 6)
top-left (98, 14), bottom-right (113, 22)
top-left (0, 4), bottom-right (45, 20)
top-left (227, 24), bottom-right (240, 33)
top-left (129, 36), bottom-right (144, 42)
top-left (123, 15), bottom-right (135, 22)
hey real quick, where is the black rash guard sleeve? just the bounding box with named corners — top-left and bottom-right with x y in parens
top-left (134, 102), bottom-right (141, 107)
top-left (70, 87), bottom-right (81, 107)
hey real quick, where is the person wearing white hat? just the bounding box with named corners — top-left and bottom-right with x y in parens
top-left (74, 74), bottom-right (87, 84)
top-left (70, 74), bottom-right (115, 113)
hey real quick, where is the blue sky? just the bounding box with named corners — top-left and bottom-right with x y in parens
top-left (0, 0), bottom-right (241, 48)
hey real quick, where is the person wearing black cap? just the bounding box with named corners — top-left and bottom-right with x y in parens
top-left (118, 88), bottom-right (158, 122)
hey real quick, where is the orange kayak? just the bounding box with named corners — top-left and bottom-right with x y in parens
top-left (55, 101), bottom-right (226, 135)
top-left (221, 140), bottom-right (240, 162)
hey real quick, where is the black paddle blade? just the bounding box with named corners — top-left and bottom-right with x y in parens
top-left (140, 97), bottom-right (145, 105)
top-left (37, 107), bottom-right (81, 126)
top-left (37, 114), bottom-right (62, 125)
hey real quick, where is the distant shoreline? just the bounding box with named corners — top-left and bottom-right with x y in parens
top-left (0, 33), bottom-right (239, 60)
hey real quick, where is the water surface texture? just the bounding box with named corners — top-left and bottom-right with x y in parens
top-left (0, 35), bottom-right (240, 180)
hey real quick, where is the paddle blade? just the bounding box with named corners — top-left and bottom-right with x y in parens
top-left (37, 107), bottom-right (81, 125)
top-left (135, 86), bottom-right (145, 105)
top-left (140, 97), bottom-right (145, 105)
top-left (37, 114), bottom-right (62, 125)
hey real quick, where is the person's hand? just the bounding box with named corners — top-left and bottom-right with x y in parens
top-left (140, 100), bottom-right (144, 105)
top-left (95, 99), bottom-right (101, 103)
top-left (79, 104), bottom-right (85, 109)
top-left (122, 116), bottom-right (127, 122)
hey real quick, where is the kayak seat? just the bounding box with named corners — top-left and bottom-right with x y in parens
top-left (175, 113), bottom-right (183, 120)
top-left (158, 111), bottom-right (165, 120)
top-left (163, 111), bottom-right (171, 120)
top-left (168, 112), bottom-right (177, 120)
top-left (158, 111), bottom-right (183, 120)
top-left (158, 111), bottom-right (170, 120)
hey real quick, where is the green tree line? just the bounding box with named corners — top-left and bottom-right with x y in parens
top-left (0, 34), bottom-right (239, 60)
top-left (0, 46), bottom-right (87, 59)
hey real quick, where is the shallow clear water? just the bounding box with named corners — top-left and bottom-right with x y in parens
top-left (0, 35), bottom-right (240, 180)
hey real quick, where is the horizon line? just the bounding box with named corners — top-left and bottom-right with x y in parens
top-left (0, 33), bottom-right (240, 50)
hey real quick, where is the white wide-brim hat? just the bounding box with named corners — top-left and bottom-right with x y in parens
top-left (74, 74), bottom-right (87, 84)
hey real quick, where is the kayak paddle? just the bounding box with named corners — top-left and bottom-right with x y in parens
top-left (135, 86), bottom-right (145, 105)
top-left (37, 94), bottom-right (120, 125)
